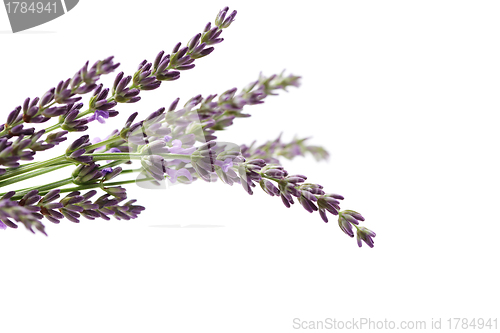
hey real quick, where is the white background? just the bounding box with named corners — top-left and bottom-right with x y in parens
top-left (1, 1), bottom-right (499, 332)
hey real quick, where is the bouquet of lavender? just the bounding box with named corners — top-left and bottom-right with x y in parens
top-left (0, 7), bottom-right (376, 248)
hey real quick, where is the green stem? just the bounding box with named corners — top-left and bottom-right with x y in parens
top-left (7, 169), bottom-right (139, 200)
top-left (5, 158), bottom-right (70, 172)
top-left (0, 156), bottom-right (70, 182)
top-left (2, 135), bottom-right (125, 182)
top-left (0, 164), bottom-right (69, 189)
top-left (87, 152), bottom-right (191, 162)
top-left (3, 161), bottom-right (131, 200)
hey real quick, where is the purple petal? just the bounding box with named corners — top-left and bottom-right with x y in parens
top-left (166, 168), bottom-right (178, 183)
top-left (102, 167), bottom-right (113, 174)
top-left (91, 137), bottom-right (101, 144)
top-left (176, 168), bottom-right (193, 181)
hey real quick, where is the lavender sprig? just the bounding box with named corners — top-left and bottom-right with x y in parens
top-left (241, 133), bottom-right (330, 164)
top-left (0, 6), bottom-right (374, 247)
top-left (188, 140), bottom-right (375, 247)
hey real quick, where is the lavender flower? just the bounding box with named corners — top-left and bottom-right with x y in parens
top-left (168, 139), bottom-right (197, 155)
top-left (0, 6), bottom-right (374, 247)
top-left (0, 191), bottom-right (46, 234)
top-left (356, 226), bottom-right (377, 248)
top-left (165, 168), bottom-right (193, 183)
top-left (87, 110), bottom-right (109, 124)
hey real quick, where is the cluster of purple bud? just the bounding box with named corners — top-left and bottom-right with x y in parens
top-left (0, 129), bottom-right (67, 176)
top-left (88, 85), bottom-right (118, 114)
top-left (71, 162), bottom-right (122, 185)
top-left (109, 6), bottom-right (238, 106)
top-left (0, 7), bottom-right (238, 176)
top-left (186, 139), bottom-right (374, 246)
top-left (0, 6), bottom-right (375, 247)
top-left (65, 134), bottom-right (94, 164)
top-left (0, 191), bottom-right (45, 234)
top-left (215, 6), bottom-right (237, 29)
top-left (240, 133), bottom-right (330, 164)
top-left (195, 72), bottom-right (301, 141)
top-left (0, 187), bottom-right (145, 233)
top-left (55, 56), bottom-right (120, 105)
top-left (338, 210), bottom-right (376, 248)
top-left (112, 72), bottom-right (142, 103)
top-left (0, 57), bottom-right (120, 175)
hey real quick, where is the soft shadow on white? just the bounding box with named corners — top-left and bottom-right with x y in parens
top-left (149, 224), bottom-right (225, 228)
top-left (0, 30), bottom-right (56, 34)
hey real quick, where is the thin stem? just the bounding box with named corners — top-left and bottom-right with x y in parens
top-left (5, 158), bottom-right (70, 171)
top-left (0, 156), bottom-right (70, 182)
top-left (87, 152), bottom-right (191, 162)
top-left (4, 162), bottom-right (133, 200)
top-left (0, 164), bottom-right (69, 189)
top-left (2, 136), bottom-right (124, 182)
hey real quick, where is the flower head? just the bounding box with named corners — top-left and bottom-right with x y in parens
top-left (356, 226), bottom-right (376, 248)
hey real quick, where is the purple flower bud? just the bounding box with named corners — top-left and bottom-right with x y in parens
top-left (153, 51), bottom-right (165, 71)
top-left (42, 106), bottom-right (68, 117)
top-left (177, 64), bottom-right (196, 71)
top-left (6, 107), bottom-right (21, 126)
top-left (127, 97), bottom-right (141, 103)
top-left (203, 22), bottom-right (211, 32)
top-left (40, 88), bottom-right (55, 107)
top-left (356, 226), bottom-right (376, 248)
top-left (103, 167), bottom-right (122, 181)
top-left (156, 57), bottom-right (171, 74)
top-left (199, 47), bottom-right (215, 57)
top-left (172, 42), bottom-right (181, 54)
top-left (215, 7), bottom-right (228, 26)
top-left (141, 81), bottom-right (162, 91)
top-left (168, 98), bottom-right (180, 112)
top-left (338, 214), bottom-right (354, 238)
top-left (116, 75), bottom-right (132, 94)
top-left (156, 71), bottom-right (180, 81)
top-left (220, 10), bottom-right (237, 29)
top-left (46, 131), bottom-right (68, 145)
top-left (113, 72), bottom-right (124, 92)
top-left (69, 148), bottom-right (86, 158)
top-left (67, 135), bottom-right (90, 153)
top-left (188, 33), bottom-right (202, 50)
